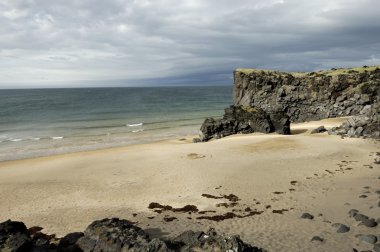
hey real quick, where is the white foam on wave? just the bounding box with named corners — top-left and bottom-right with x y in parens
top-left (30, 137), bottom-right (41, 141)
top-left (132, 129), bottom-right (144, 133)
top-left (10, 138), bottom-right (23, 142)
top-left (127, 123), bottom-right (143, 127)
top-left (51, 136), bottom-right (63, 140)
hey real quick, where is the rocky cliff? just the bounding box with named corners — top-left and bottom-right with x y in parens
top-left (233, 66), bottom-right (380, 122)
top-left (198, 66), bottom-right (380, 141)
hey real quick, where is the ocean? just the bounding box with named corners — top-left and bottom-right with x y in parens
top-left (0, 86), bottom-right (231, 161)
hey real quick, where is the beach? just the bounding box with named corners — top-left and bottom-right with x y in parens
top-left (0, 117), bottom-right (379, 251)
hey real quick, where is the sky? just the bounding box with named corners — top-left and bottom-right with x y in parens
top-left (1, 0), bottom-right (380, 88)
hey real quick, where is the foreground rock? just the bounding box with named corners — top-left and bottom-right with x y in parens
top-left (0, 218), bottom-right (265, 252)
top-left (198, 105), bottom-right (290, 142)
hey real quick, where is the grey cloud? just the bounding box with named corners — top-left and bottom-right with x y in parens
top-left (0, 0), bottom-right (379, 87)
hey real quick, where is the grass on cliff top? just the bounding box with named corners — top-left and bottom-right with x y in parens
top-left (236, 65), bottom-right (380, 77)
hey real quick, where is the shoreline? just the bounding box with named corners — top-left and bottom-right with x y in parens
top-left (0, 116), bottom-right (350, 165)
top-left (0, 134), bottom-right (196, 166)
top-left (0, 117), bottom-right (379, 251)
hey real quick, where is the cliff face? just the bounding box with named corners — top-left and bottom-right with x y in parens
top-left (197, 66), bottom-right (380, 141)
top-left (233, 66), bottom-right (380, 122)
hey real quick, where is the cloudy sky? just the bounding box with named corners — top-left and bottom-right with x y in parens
top-left (1, 0), bottom-right (380, 88)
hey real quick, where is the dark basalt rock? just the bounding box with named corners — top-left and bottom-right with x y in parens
top-left (199, 66), bottom-right (380, 141)
top-left (233, 67), bottom-right (380, 123)
top-left (1, 219), bottom-right (265, 252)
top-left (348, 209), bottom-right (359, 217)
top-left (0, 219), bottom-right (32, 252)
top-left (198, 105), bottom-right (290, 142)
top-left (76, 218), bottom-right (161, 252)
top-left (311, 126), bottom-right (327, 134)
top-left (374, 243), bottom-right (380, 252)
top-left (360, 218), bottom-right (378, 228)
top-left (374, 152), bottom-right (380, 164)
top-left (333, 223), bottom-right (350, 233)
top-left (328, 102), bottom-right (380, 139)
top-left (231, 67), bottom-right (380, 139)
top-left (354, 213), bottom-right (369, 222)
top-left (311, 236), bottom-right (324, 242)
top-left (357, 234), bottom-right (377, 244)
top-left (58, 232), bottom-right (84, 251)
top-left (172, 228), bottom-right (264, 252)
top-left (301, 213), bottom-right (314, 220)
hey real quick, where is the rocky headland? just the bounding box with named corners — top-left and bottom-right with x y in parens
top-left (198, 65), bottom-right (380, 141)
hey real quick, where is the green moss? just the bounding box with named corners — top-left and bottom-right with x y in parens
top-left (242, 106), bottom-right (258, 113)
top-left (235, 68), bottom-right (283, 75)
top-left (319, 66), bottom-right (380, 76)
top-left (235, 65), bottom-right (380, 77)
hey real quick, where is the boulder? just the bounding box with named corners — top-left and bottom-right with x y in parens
top-left (172, 228), bottom-right (264, 251)
top-left (76, 218), bottom-right (161, 252)
top-left (358, 234), bottom-right (377, 244)
top-left (311, 126), bottom-right (327, 134)
top-left (0, 219), bottom-right (32, 252)
top-left (199, 105), bottom-right (290, 142)
top-left (0, 218), bottom-right (265, 252)
top-left (301, 213), bottom-right (314, 220)
top-left (76, 218), bottom-right (265, 252)
top-left (333, 223), bottom-right (350, 233)
top-left (328, 102), bottom-right (380, 139)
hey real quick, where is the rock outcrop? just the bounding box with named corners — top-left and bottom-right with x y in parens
top-left (198, 105), bottom-right (290, 142)
top-left (197, 66), bottom-right (380, 141)
top-left (328, 102), bottom-right (380, 138)
top-left (233, 66), bottom-right (380, 122)
top-left (0, 218), bottom-right (265, 252)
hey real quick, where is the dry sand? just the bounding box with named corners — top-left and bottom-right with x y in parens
top-left (0, 118), bottom-right (379, 251)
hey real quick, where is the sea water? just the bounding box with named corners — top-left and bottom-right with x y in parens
top-left (0, 86), bottom-right (231, 161)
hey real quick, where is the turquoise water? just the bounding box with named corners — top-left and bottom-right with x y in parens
top-left (0, 86), bottom-right (231, 161)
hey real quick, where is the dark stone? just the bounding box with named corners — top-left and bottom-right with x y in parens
top-left (358, 234), bottom-right (377, 244)
top-left (333, 223), bottom-right (350, 233)
top-left (2, 217), bottom-right (267, 252)
top-left (328, 103), bottom-right (380, 139)
top-left (311, 126), bottom-right (327, 134)
top-left (76, 218), bottom-right (157, 252)
top-left (5, 233), bottom-right (32, 251)
top-left (348, 209), bottom-right (359, 217)
top-left (354, 213), bottom-right (369, 222)
top-left (269, 111), bottom-right (291, 134)
top-left (311, 236), bottom-right (324, 242)
top-left (58, 232), bottom-right (84, 251)
top-left (360, 218), bottom-right (378, 227)
top-left (0, 219), bottom-right (32, 252)
top-left (301, 213), bottom-right (314, 220)
top-left (192, 138), bottom-right (201, 143)
top-left (76, 218), bottom-right (264, 252)
top-left (375, 152), bottom-right (380, 164)
top-left (198, 105), bottom-right (290, 141)
top-left (0, 219), bottom-right (28, 235)
top-left (173, 228), bottom-right (264, 251)
top-left (374, 243), bottom-right (380, 252)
